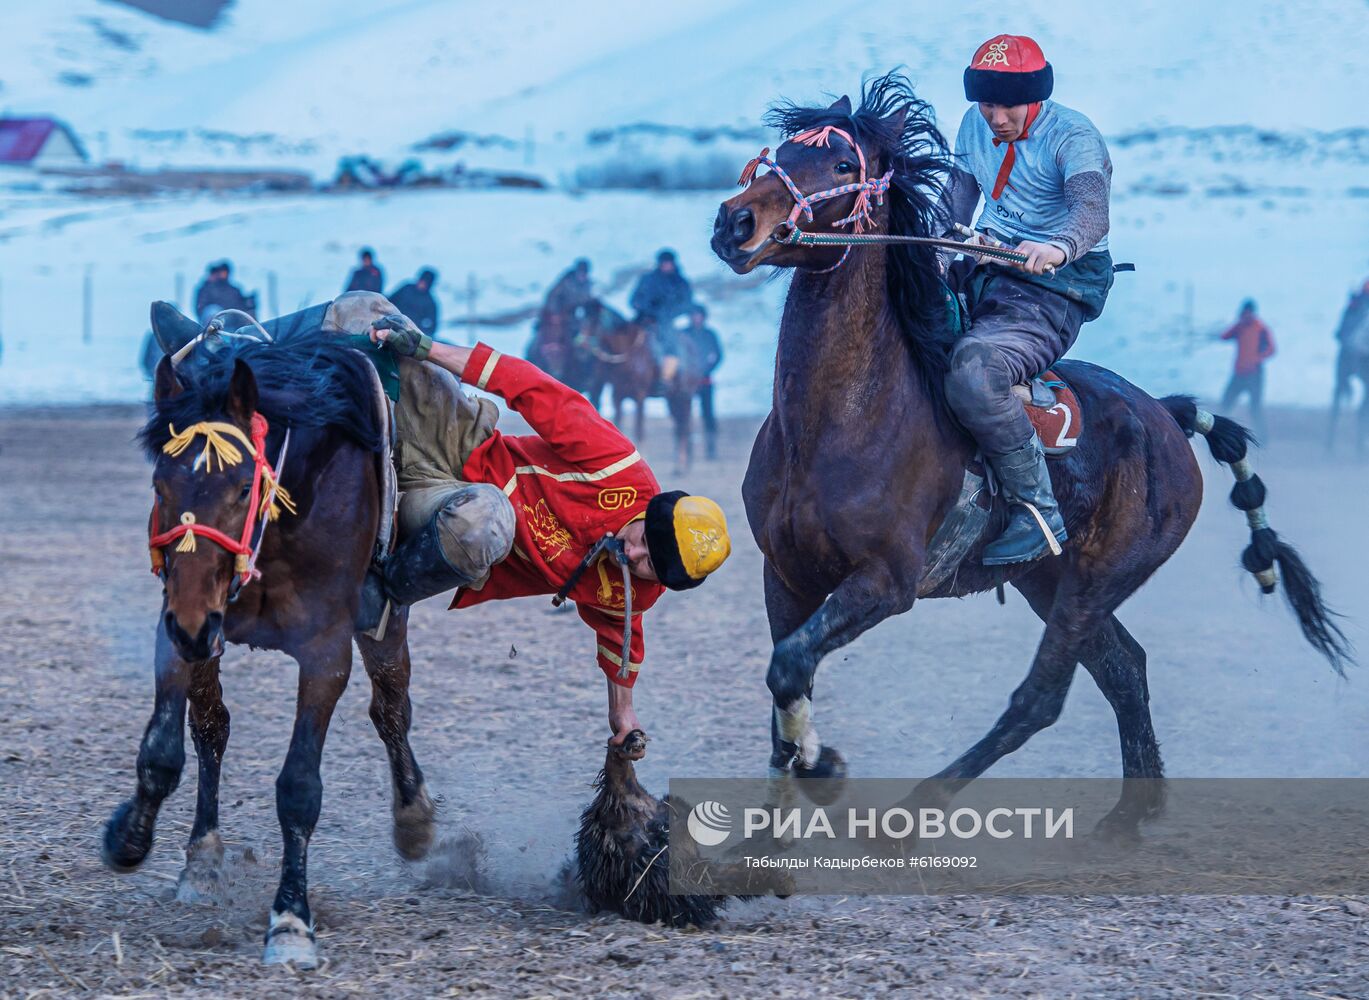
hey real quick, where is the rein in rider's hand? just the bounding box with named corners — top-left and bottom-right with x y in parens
top-left (1013, 240), bottom-right (1067, 276)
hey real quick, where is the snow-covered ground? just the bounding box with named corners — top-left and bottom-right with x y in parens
top-left (0, 1), bottom-right (1365, 412)
top-left (0, 181), bottom-right (1364, 412)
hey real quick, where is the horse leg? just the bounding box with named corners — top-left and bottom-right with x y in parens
top-left (670, 393), bottom-right (691, 474)
top-left (635, 394), bottom-right (647, 442)
top-left (262, 628), bottom-right (352, 969)
top-left (1327, 364), bottom-right (1346, 452)
top-left (767, 564), bottom-right (917, 796)
top-left (1011, 566), bottom-right (1165, 839)
top-left (762, 564), bottom-right (824, 771)
top-left (926, 573), bottom-right (1096, 788)
top-left (355, 606), bottom-right (436, 861)
top-left (1352, 372), bottom-right (1363, 454)
top-left (102, 623), bottom-right (192, 872)
top-left (176, 656), bottom-right (231, 902)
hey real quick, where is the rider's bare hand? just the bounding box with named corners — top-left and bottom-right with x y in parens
top-left (1014, 240), bottom-right (1066, 276)
top-left (607, 680), bottom-right (646, 760)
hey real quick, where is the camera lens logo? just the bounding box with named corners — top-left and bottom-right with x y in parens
top-left (686, 801), bottom-right (732, 847)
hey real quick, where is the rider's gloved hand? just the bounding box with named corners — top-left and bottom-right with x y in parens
top-left (369, 314), bottom-right (432, 360)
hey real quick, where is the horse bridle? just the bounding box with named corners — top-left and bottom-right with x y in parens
top-left (148, 412), bottom-right (295, 601)
top-left (737, 125), bottom-right (895, 272)
top-left (737, 128), bottom-right (1043, 271)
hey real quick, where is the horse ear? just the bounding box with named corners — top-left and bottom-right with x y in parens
top-left (225, 358), bottom-right (258, 424)
top-left (827, 95), bottom-right (853, 115)
top-left (884, 103), bottom-right (910, 136)
top-left (153, 355), bottom-right (184, 402)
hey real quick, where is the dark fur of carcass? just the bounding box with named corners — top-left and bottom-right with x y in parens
top-left (574, 730), bottom-right (726, 927)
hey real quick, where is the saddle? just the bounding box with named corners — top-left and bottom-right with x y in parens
top-left (1013, 369), bottom-right (1081, 455)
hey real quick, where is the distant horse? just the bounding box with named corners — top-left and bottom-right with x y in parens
top-left (583, 303), bottom-right (706, 471)
top-left (102, 310), bottom-right (436, 969)
top-left (527, 305), bottom-right (584, 387)
top-left (1328, 290), bottom-right (1369, 454)
top-left (711, 74), bottom-right (1350, 836)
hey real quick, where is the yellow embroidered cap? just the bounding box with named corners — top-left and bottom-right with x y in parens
top-left (644, 491), bottom-right (731, 590)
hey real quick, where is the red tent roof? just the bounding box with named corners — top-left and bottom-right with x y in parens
top-left (0, 117), bottom-right (84, 163)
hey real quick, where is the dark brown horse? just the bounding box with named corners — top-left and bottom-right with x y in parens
top-left (712, 75), bottom-right (1350, 835)
top-left (102, 318), bottom-right (435, 968)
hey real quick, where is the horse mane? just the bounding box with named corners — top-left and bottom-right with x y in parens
top-left (765, 71), bottom-right (957, 414)
top-left (140, 331), bottom-right (385, 458)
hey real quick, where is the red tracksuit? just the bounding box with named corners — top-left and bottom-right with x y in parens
top-left (451, 343), bottom-right (663, 687)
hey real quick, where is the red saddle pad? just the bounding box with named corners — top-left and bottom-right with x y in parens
top-left (1027, 369), bottom-right (1082, 455)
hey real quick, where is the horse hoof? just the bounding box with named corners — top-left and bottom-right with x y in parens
top-left (793, 746), bottom-right (847, 806)
top-left (1091, 814), bottom-right (1144, 848)
top-left (101, 801), bottom-right (152, 873)
top-left (176, 832), bottom-right (225, 903)
top-left (393, 785), bottom-right (437, 861)
top-left (262, 912), bottom-right (319, 969)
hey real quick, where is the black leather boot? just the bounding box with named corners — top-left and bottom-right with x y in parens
top-left (982, 437), bottom-right (1068, 566)
top-left (356, 512), bottom-right (475, 631)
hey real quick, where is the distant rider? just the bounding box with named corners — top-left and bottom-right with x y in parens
top-left (629, 249), bottom-right (694, 383)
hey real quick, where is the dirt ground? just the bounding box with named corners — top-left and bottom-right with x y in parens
top-left (1, 402), bottom-right (1367, 999)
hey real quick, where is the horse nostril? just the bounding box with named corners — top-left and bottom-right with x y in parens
top-left (164, 611), bottom-right (176, 637)
top-left (731, 208), bottom-right (755, 243)
top-left (205, 611), bottom-right (224, 635)
top-left (713, 205), bottom-right (729, 236)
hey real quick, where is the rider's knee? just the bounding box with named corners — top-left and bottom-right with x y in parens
top-left (434, 483), bottom-right (515, 579)
top-left (945, 339), bottom-right (1007, 412)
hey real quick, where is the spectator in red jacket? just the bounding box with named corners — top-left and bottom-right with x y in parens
top-left (1220, 299), bottom-right (1276, 439)
top-left (364, 318), bottom-right (732, 757)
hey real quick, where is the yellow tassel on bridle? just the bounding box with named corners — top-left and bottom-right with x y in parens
top-left (163, 421), bottom-right (253, 472)
top-left (262, 474), bottom-right (297, 521)
top-left (175, 512), bottom-right (198, 552)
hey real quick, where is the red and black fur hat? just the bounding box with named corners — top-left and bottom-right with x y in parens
top-left (963, 34), bottom-right (1054, 106)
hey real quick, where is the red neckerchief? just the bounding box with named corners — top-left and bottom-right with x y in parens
top-left (990, 101), bottom-right (1042, 201)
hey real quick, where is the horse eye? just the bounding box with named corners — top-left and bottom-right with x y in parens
top-left (835, 161), bottom-right (854, 174)
top-left (239, 484), bottom-right (252, 501)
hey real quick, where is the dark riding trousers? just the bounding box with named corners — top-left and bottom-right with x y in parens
top-left (945, 248), bottom-right (1113, 456)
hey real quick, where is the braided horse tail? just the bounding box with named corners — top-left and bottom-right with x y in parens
top-left (1162, 396), bottom-right (1352, 674)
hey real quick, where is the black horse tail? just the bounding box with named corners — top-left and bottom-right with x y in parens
top-left (1162, 395), bottom-right (1353, 674)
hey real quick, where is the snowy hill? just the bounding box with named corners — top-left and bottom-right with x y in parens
top-left (4, 0), bottom-right (1367, 177)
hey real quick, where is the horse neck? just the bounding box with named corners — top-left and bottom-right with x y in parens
top-left (774, 245), bottom-right (935, 436)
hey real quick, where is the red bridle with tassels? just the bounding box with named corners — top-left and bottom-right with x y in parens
top-left (148, 412), bottom-right (294, 596)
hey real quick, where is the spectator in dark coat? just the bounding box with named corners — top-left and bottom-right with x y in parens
top-left (629, 249), bottom-right (694, 361)
top-left (681, 305), bottom-right (724, 459)
top-left (194, 260), bottom-right (254, 323)
top-left (346, 247), bottom-right (385, 294)
top-left (389, 269), bottom-right (440, 337)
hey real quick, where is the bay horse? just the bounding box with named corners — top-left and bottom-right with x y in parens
top-left (102, 320), bottom-right (437, 968)
top-left (583, 301), bottom-right (706, 472)
top-left (711, 74), bottom-right (1350, 835)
